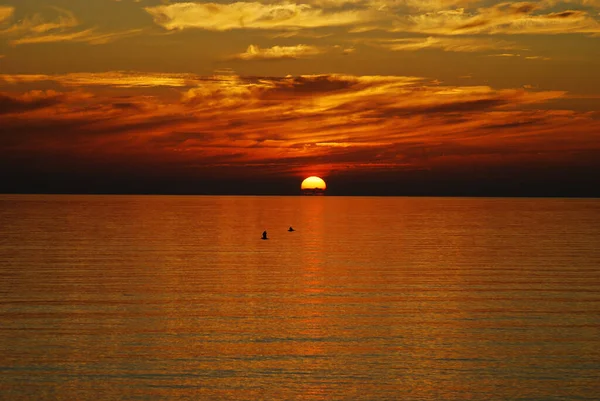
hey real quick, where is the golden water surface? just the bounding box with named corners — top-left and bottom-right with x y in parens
top-left (1, 195), bottom-right (599, 400)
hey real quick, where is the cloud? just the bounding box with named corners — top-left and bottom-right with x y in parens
top-left (2, 72), bottom-right (564, 118)
top-left (398, 0), bottom-right (480, 10)
top-left (231, 44), bottom-right (325, 60)
top-left (0, 71), bottom-right (207, 88)
top-left (3, 72), bottom-right (597, 185)
top-left (9, 28), bottom-right (143, 46)
top-left (0, 6), bottom-right (14, 23)
top-left (339, 45), bottom-right (356, 54)
top-left (145, 1), bottom-right (377, 31)
top-left (374, 36), bottom-right (519, 52)
top-left (301, 0), bottom-right (480, 12)
top-left (0, 90), bottom-right (65, 115)
top-left (487, 52), bottom-right (521, 56)
top-left (142, 0), bottom-right (600, 36)
top-left (0, 7), bottom-right (79, 36)
top-left (0, 7), bottom-right (142, 46)
top-left (181, 79), bottom-right (265, 109)
top-left (525, 55), bottom-right (552, 60)
top-left (544, 0), bottom-right (600, 8)
top-left (394, 2), bottom-right (600, 35)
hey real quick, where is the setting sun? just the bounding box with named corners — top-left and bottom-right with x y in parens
top-left (301, 176), bottom-right (327, 192)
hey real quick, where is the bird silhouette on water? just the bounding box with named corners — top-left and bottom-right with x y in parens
top-left (288, 226), bottom-right (295, 232)
top-left (262, 230), bottom-right (268, 240)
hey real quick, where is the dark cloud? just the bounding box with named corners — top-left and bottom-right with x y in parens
top-left (0, 92), bottom-right (62, 115)
top-left (547, 10), bottom-right (585, 19)
top-left (510, 3), bottom-right (538, 14)
top-left (482, 119), bottom-right (542, 130)
top-left (269, 75), bottom-right (356, 95)
top-left (111, 102), bottom-right (143, 110)
top-left (410, 98), bottom-right (507, 114)
top-left (0, 72), bottom-right (597, 196)
top-left (455, 19), bottom-right (491, 31)
top-left (149, 131), bottom-right (215, 146)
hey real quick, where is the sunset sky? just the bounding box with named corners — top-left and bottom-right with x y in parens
top-left (1, 0), bottom-right (599, 195)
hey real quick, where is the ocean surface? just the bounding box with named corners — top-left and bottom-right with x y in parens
top-left (0, 195), bottom-right (599, 400)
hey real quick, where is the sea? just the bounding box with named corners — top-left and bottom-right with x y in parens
top-left (0, 195), bottom-right (599, 400)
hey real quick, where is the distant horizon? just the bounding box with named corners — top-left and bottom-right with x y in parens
top-left (4, 190), bottom-right (600, 198)
top-left (4, 167), bottom-right (600, 198)
top-left (3, 194), bottom-right (600, 199)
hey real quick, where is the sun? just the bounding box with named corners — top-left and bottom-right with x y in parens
top-left (301, 176), bottom-right (327, 192)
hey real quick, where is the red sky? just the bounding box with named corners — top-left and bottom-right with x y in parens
top-left (1, 0), bottom-right (599, 195)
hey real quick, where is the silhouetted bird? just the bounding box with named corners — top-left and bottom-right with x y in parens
top-left (288, 227), bottom-right (295, 232)
top-left (262, 230), bottom-right (268, 240)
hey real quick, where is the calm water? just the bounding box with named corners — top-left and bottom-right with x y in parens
top-left (1, 195), bottom-right (599, 400)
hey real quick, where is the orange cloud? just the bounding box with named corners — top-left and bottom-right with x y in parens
top-left (373, 36), bottom-right (519, 52)
top-left (0, 7), bottom-right (142, 46)
top-left (0, 7), bottom-right (79, 36)
top-left (1, 72), bottom-right (567, 123)
top-left (397, 2), bottom-right (600, 34)
top-left (145, 2), bottom-right (377, 31)
top-left (2, 72), bottom-right (598, 187)
top-left (525, 55), bottom-right (552, 60)
top-left (0, 72), bottom-right (205, 88)
top-left (302, 0), bottom-right (480, 11)
top-left (0, 90), bottom-right (67, 115)
top-left (0, 5), bottom-right (14, 23)
top-left (9, 28), bottom-right (143, 46)
top-left (141, 0), bottom-right (600, 37)
top-left (231, 44), bottom-right (325, 60)
top-left (544, 0), bottom-right (600, 8)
